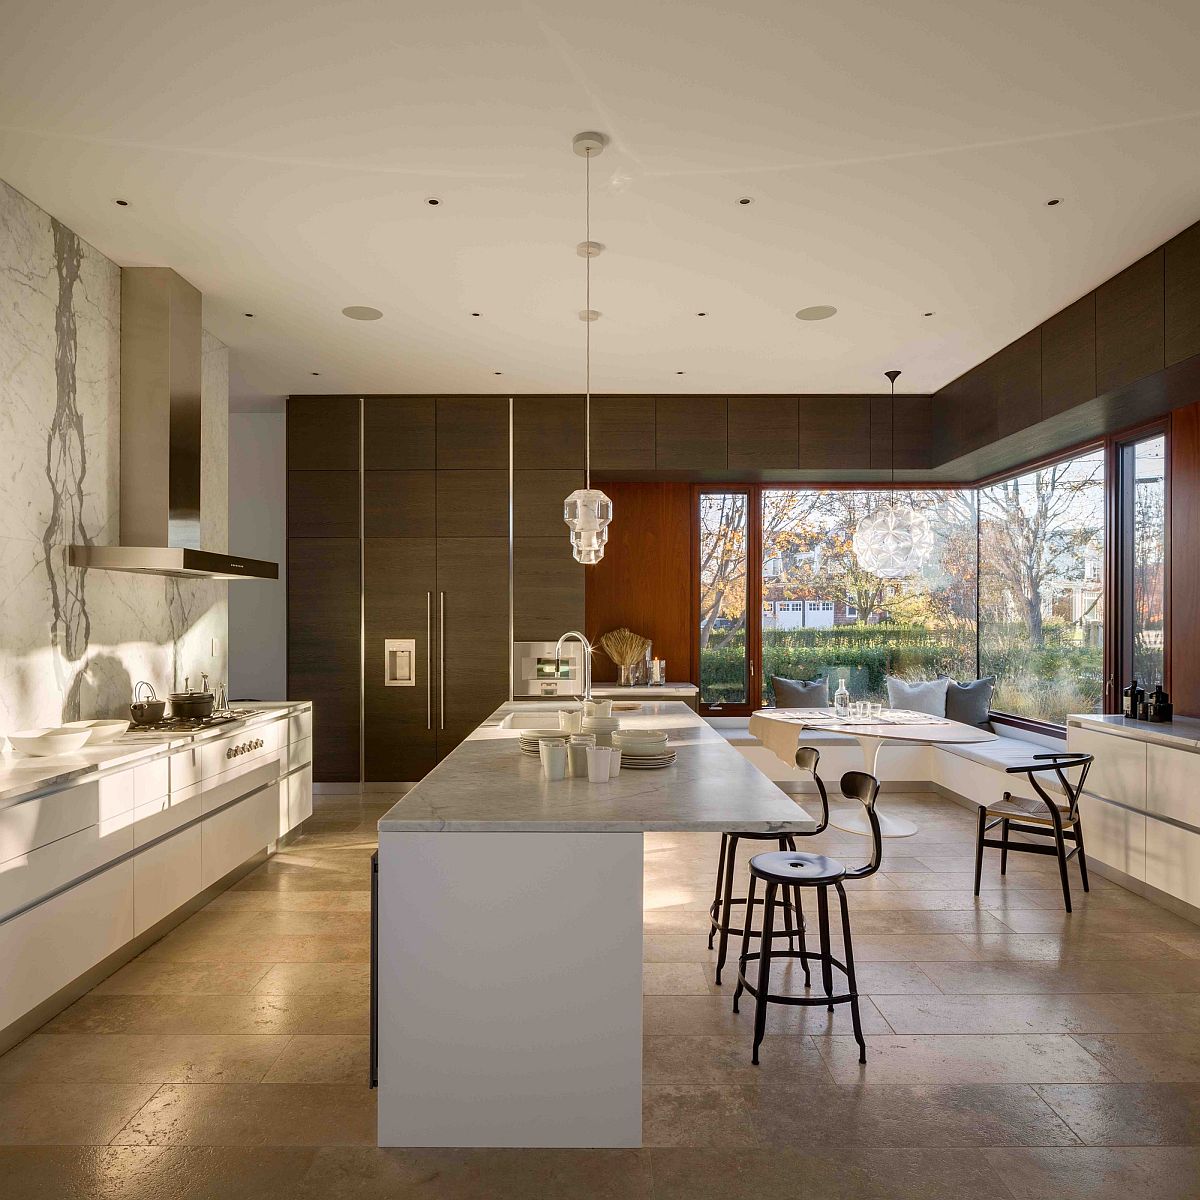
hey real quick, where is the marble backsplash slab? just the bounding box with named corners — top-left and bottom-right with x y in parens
top-left (0, 177), bottom-right (229, 738)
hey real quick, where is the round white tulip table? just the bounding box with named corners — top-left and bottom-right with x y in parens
top-left (748, 710), bottom-right (997, 838)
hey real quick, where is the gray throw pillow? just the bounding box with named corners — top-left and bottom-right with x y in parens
top-left (772, 676), bottom-right (829, 708)
top-left (943, 675), bottom-right (995, 728)
top-left (885, 675), bottom-right (948, 716)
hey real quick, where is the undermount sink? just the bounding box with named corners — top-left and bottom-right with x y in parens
top-left (500, 708), bottom-right (580, 730)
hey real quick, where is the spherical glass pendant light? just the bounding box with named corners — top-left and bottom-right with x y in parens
top-left (852, 370), bottom-right (933, 580)
top-left (563, 132), bottom-right (613, 564)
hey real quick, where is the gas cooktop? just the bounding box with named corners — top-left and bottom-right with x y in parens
top-left (122, 709), bottom-right (268, 738)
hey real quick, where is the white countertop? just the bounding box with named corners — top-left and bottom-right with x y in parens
top-left (1068, 712), bottom-right (1200, 753)
top-left (378, 700), bottom-right (815, 834)
top-left (0, 702), bottom-right (311, 808)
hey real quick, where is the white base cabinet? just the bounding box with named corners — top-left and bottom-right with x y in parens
top-left (133, 824), bottom-right (203, 936)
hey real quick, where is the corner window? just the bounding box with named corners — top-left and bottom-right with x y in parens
top-left (1117, 431), bottom-right (1167, 692)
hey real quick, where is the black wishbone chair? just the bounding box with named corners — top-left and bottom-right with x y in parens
top-left (734, 769), bottom-right (881, 1066)
top-left (973, 751), bottom-right (1094, 912)
top-left (707, 746), bottom-right (831, 986)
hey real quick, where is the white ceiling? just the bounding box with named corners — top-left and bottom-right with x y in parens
top-left (3, 0), bottom-right (1200, 404)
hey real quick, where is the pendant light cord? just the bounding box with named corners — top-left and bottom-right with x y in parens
top-left (585, 148), bottom-right (592, 490)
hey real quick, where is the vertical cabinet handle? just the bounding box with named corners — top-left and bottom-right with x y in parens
top-left (426, 592), bottom-right (433, 730)
top-left (439, 591), bottom-right (446, 731)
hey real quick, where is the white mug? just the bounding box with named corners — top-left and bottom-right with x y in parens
top-left (539, 738), bottom-right (568, 781)
top-left (583, 698), bottom-right (613, 718)
top-left (558, 710), bottom-right (582, 734)
top-left (586, 745), bottom-right (613, 783)
top-left (567, 734), bottom-right (594, 778)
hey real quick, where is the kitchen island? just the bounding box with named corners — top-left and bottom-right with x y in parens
top-left (375, 700), bottom-right (815, 1148)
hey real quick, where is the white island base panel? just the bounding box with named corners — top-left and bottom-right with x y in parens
top-left (377, 830), bottom-right (644, 1148)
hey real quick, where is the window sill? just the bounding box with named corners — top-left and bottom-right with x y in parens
top-left (989, 711), bottom-right (1068, 740)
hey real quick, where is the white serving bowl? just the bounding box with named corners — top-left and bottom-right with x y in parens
top-left (62, 719), bottom-right (130, 744)
top-left (8, 727), bottom-right (93, 757)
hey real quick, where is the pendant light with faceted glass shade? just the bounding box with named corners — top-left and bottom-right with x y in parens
top-left (564, 132), bottom-right (613, 565)
top-left (852, 370), bottom-right (934, 579)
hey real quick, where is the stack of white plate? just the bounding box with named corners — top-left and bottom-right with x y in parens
top-left (581, 715), bottom-right (620, 745)
top-left (517, 729), bottom-right (567, 757)
top-left (611, 728), bottom-right (676, 769)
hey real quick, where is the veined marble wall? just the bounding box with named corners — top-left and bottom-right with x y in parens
top-left (0, 178), bottom-right (229, 739)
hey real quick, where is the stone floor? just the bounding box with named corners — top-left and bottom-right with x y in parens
top-left (3, 789), bottom-right (1200, 1198)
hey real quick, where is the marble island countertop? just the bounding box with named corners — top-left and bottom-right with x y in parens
top-left (378, 701), bottom-right (815, 834)
top-left (1068, 712), bottom-right (1200, 753)
top-left (0, 702), bottom-right (311, 808)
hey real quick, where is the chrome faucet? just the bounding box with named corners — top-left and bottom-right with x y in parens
top-left (555, 631), bottom-right (593, 701)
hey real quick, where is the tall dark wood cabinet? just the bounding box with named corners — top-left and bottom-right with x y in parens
top-left (287, 398), bottom-right (362, 783)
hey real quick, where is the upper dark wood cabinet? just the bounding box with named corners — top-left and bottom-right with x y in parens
top-left (287, 397), bottom-right (360, 470)
top-left (798, 397), bottom-right (871, 470)
top-left (436, 398), bottom-right (509, 469)
top-left (655, 397), bottom-right (727, 470)
top-left (992, 329), bottom-right (1042, 439)
top-left (513, 537), bottom-right (585, 641)
top-left (513, 397), bottom-right (584, 468)
top-left (1166, 222), bottom-right (1200, 368)
top-left (435, 470), bottom-right (508, 538)
top-left (514, 469), bottom-right (584, 538)
top-left (364, 398), bottom-right (436, 470)
top-left (287, 471), bottom-right (358, 538)
top-left (728, 397), bottom-right (798, 471)
top-left (363, 470), bottom-right (436, 538)
top-left (934, 363), bottom-right (998, 463)
top-left (891, 397), bottom-right (933, 470)
top-left (1041, 292), bottom-right (1096, 418)
top-left (869, 399), bottom-right (892, 471)
top-left (1096, 249), bottom-right (1165, 396)
top-left (591, 397), bottom-right (656, 471)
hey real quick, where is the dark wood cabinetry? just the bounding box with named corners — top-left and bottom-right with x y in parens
top-left (1041, 293), bottom-right (1096, 419)
top-left (363, 471), bottom-right (435, 538)
top-left (287, 397), bottom-right (360, 470)
top-left (1166, 224), bottom-right (1200, 367)
top-left (514, 469), bottom-right (583, 538)
top-left (513, 538), bottom-right (584, 641)
top-left (514, 397), bottom-right (584, 467)
top-left (992, 330), bottom-right (1042, 439)
top-left (799, 397), bottom-right (871, 470)
top-left (655, 397), bottom-right (728, 470)
top-left (728, 397), bottom-right (798, 471)
top-left (1096, 250), bottom-right (1164, 395)
top-left (436, 471), bottom-right (509, 538)
top-left (591, 397), bottom-right (656, 470)
top-left (436, 398), bottom-right (509, 468)
top-left (287, 471), bottom-right (358, 537)
top-left (364, 398), bottom-right (435, 469)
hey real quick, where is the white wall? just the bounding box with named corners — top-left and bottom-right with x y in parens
top-left (227, 410), bottom-right (287, 700)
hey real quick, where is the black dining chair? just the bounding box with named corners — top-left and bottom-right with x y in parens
top-left (707, 746), bottom-right (830, 985)
top-left (973, 751), bottom-right (1094, 912)
top-left (733, 769), bottom-right (881, 1066)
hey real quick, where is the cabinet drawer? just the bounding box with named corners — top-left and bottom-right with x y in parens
top-left (288, 766), bottom-right (313, 834)
top-left (202, 784), bottom-right (281, 887)
top-left (0, 817), bottom-right (134, 921)
top-left (170, 745), bottom-right (203, 792)
top-left (202, 755), bottom-right (283, 816)
top-left (134, 757), bottom-right (170, 805)
top-left (1145, 818), bottom-right (1200, 907)
top-left (1068, 728), bottom-right (1146, 807)
top-left (202, 720), bottom-right (286, 780)
top-left (0, 860), bottom-right (134, 1032)
top-left (289, 708), bottom-right (313, 743)
top-left (0, 773), bottom-right (132, 864)
top-left (1145, 744), bottom-right (1200, 829)
top-left (133, 824), bottom-right (202, 936)
top-left (289, 736), bottom-right (312, 773)
top-left (1077, 794), bottom-right (1146, 882)
top-left (131, 782), bottom-right (204, 848)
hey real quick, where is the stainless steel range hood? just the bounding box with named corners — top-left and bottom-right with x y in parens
top-left (69, 268), bottom-right (278, 581)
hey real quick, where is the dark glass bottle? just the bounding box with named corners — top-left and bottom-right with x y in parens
top-left (1123, 678), bottom-right (1140, 719)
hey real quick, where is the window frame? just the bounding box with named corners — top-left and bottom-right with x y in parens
top-left (691, 424), bottom-right (1169, 732)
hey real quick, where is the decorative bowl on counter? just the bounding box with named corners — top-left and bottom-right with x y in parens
top-left (7, 727), bottom-right (93, 757)
top-left (62, 719), bottom-right (130, 744)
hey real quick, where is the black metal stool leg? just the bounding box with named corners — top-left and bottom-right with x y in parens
top-left (778, 838), bottom-right (796, 952)
top-left (714, 834), bottom-right (739, 984)
top-left (1000, 818), bottom-right (1010, 875)
top-left (751, 882), bottom-right (777, 1066)
top-left (973, 806), bottom-right (986, 896)
top-left (708, 834), bottom-right (728, 949)
top-left (794, 884), bottom-right (810, 987)
top-left (1075, 823), bottom-right (1090, 893)
top-left (733, 873), bottom-right (756, 1014)
top-left (817, 884), bottom-right (833, 1012)
top-left (836, 882), bottom-right (866, 1064)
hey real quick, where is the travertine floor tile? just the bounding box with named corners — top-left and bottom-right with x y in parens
top-left (1037, 1083), bottom-right (1200, 1145)
top-left (251, 963), bottom-right (371, 996)
top-left (262, 1036), bottom-right (369, 1084)
top-left (0, 1082), bottom-right (158, 1145)
top-left (642, 963), bottom-right (714, 995)
top-left (983, 1146), bottom-right (1200, 1199)
top-left (643, 1034), bottom-right (829, 1087)
top-left (642, 1085), bottom-right (759, 1147)
top-left (1070, 1033), bottom-right (1200, 1082)
top-left (91, 962), bottom-right (272, 996)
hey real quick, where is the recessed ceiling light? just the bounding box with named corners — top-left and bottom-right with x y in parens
top-left (493, 371), bottom-right (503, 376)
top-left (696, 312), bottom-right (708, 317)
top-left (579, 309), bottom-right (601, 322)
top-left (425, 197), bottom-right (441, 206)
top-left (737, 196), bottom-right (754, 206)
top-left (113, 199), bottom-right (129, 207)
top-left (471, 312), bottom-right (481, 317)
top-left (311, 372), bottom-right (320, 376)
top-left (795, 305), bottom-right (837, 321)
top-left (243, 312), bottom-right (254, 318)
top-left (1046, 198), bottom-right (1063, 206)
top-left (924, 311), bottom-right (935, 317)
top-left (675, 370), bottom-right (686, 375)
top-left (342, 306), bottom-right (383, 321)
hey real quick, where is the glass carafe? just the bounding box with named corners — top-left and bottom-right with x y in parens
top-left (834, 677), bottom-right (850, 719)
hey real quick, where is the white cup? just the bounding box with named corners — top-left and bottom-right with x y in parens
top-left (558, 710), bottom-right (582, 734)
top-left (567, 734), bottom-right (594, 778)
top-left (609, 748), bottom-right (622, 776)
top-left (586, 745), bottom-right (613, 783)
top-left (539, 738), bottom-right (568, 781)
top-left (583, 698), bottom-right (613, 718)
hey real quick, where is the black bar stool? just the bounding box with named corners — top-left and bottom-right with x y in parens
top-left (973, 752), bottom-right (1093, 912)
top-left (708, 746), bottom-right (831, 985)
top-left (733, 769), bottom-right (882, 1066)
